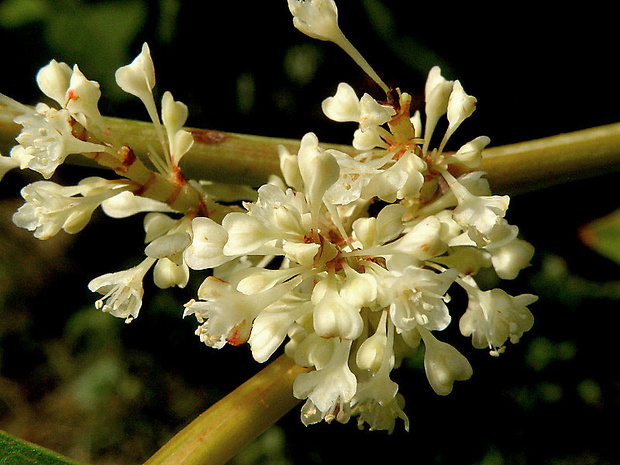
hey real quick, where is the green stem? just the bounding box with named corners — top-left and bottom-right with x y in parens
top-left (3, 103), bottom-right (619, 193)
top-left (143, 354), bottom-right (308, 465)
top-left (476, 122), bottom-right (620, 194)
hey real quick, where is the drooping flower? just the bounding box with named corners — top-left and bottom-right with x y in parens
top-left (293, 338), bottom-right (357, 425)
top-left (459, 285), bottom-right (537, 355)
top-left (419, 327), bottom-right (473, 396)
top-left (88, 257), bottom-right (157, 323)
top-left (12, 177), bottom-right (128, 239)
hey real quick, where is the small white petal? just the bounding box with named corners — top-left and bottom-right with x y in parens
top-left (115, 43), bottom-right (155, 100)
top-left (321, 82), bottom-right (361, 122)
top-left (36, 59), bottom-right (72, 107)
top-left (144, 232), bottom-right (190, 259)
top-left (101, 190), bottom-right (173, 218)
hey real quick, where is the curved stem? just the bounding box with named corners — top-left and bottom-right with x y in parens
top-left (143, 354), bottom-right (308, 465)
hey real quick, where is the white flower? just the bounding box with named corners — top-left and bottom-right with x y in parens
top-left (249, 299), bottom-right (313, 363)
top-left (12, 177), bottom-right (127, 239)
top-left (351, 203), bottom-right (404, 249)
top-left (356, 311), bottom-right (389, 373)
top-left (440, 80), bottom-right (477, 152)
top-left (13, 104), bottom-right (105, 179)
top-left (369, 215), bottom-right (448, 261)
top-left (443, 170), bottom-right (510, 238)
top-left (88, 257), bottom-right (156, 323)
top-left (152, 258), bottom-right (190, 289)
top-left (489, 237), bottom-right (535, 280)
top-left (145, 232), bottom-right (191, 264)
top-left (448, 135), bottom-right (490, 168)
top-left (161, 91), bottom-right (193, 165)
top-left (419, 328), bottom-right (473, 396)
top-left (352, 315), bottom-right (409, 432)
top-left (381, 267), bottom-right (457, 333)
top-left (423, 66), bottom-right (453, 153)
top-left (296, 132), bottom-right (340, 218)
top-left (115, 42), bottom-right (156, 103)
top-left (115, 43), bottom-right (164, 147)
top-left (287, 0), bottom-right (342, 43)
top-left (184, 276), bottom-right (300, 349)
top-left (293, 338), bottom-right (357, 423)
top-left (359, 94), bottom-right (395, 132)
top-left (287, 0), bottom-right (389, 93)
top-left (459, 286), bottom-right (537, 354)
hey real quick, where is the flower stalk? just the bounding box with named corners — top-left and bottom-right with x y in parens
top-left (2, 102), bottom-right (618, 194)
top-left (143, 354), bottom-right (309, 465)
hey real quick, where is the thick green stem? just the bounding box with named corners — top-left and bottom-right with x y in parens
top-left (143, 354), bottom-right (308, 465)
top-left (2, 103), bottom-right (619, 193)
top-left (476, 122), bottom-right (620, 194)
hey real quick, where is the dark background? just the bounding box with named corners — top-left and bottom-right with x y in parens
top-left (0, 1), bottom-right (619, 464)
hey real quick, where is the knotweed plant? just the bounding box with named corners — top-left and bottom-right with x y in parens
top-left (0, 0), bottom-right (536, 437)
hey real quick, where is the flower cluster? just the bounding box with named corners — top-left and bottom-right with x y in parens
top-left (0, 0), bottom-right (536, 433)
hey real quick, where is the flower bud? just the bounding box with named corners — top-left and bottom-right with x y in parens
top-left (420, 328), bottom-right (473, 396)
top-left (36, 59), bottom-right (72, 107)
top-left (115, 43), bottom-right (155, 101)
top-left (287, 0), bottom-right (342, 43)
top-left (451, 135), bottom-right (490, 168)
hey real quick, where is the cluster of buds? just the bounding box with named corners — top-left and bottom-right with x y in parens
top-left (0, 0), bottom-right (536, 432)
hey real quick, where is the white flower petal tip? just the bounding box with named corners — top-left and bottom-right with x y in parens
top-left (0, 155), bottom-right (19, 181)
top-left (36, 59), bottom-right (72, 107)
top-left (321, 82), bottom-right (361, 122)
top-left (115, 43), bottom-right (156, 101)
top-left (450, 136), bottom-right (491, 168)
top-left (65, 65), bottom-right (105, 129)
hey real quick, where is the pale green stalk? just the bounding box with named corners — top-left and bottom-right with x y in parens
top-left (143, 354), bottom-right (308, 465)
top-left (2, 103), bottom-right (619, 193)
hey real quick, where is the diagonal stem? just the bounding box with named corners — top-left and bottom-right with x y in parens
top-left (142, 354), bottom-right (308, 465)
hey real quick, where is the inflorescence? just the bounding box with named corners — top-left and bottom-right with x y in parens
top-left (0, 0), bottom-right (536, 432)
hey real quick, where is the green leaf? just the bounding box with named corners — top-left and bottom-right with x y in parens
top-left (579, 208), bottom-right (620, 265)
top-left (0, 430), bottom-right (85, 465)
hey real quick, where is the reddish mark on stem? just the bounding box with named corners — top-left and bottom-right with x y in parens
top-left (120, 145), bottom-right (136, 170)
top-left (165, 166), bottom-right (189, 205)
top-left (190, 129), bottom-right (228, 145)
top-left (132, 171), bottom-right (156, 197)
